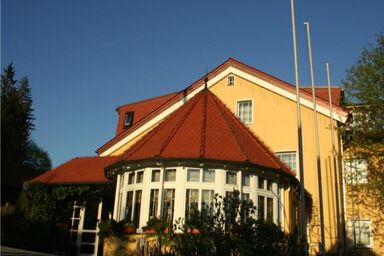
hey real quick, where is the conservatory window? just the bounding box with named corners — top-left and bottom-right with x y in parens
top-left (185, 189), bottom-right (199, 218)
top-left (187, 169), bottom-right (200, 182)
top-left (136, 171), bottom-right (144, 183)
top-left (165, 169), bottom-right (176, 182)
top-left (242, 173), bottom-right (250, 186)
top-left (125, 191), bottom-right (134, 221)
top-left (151, 169), bottom-right (161, 182)
top-left (202, 190), bottom-right (215, 214)
top-left (148, 189), bottom-right (159, 219)
top-left (163, 189), bottom-right (175, 225)
top-left (128, 172), bottom-right (135, 185)
top-left (226, 171), bottom-right (237, 185)
top-left (203, 169), bottom-right (215, 183)
top-left (133, 190), bottom-right (142, 228)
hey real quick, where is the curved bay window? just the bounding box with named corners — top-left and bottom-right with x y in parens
top-left (116, 167), bottom-right (282, 231)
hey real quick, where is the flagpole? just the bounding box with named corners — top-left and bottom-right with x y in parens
top-left (326, 62), bottom-right (344, 256)
top-left (290, 1), bottom-right (308, 254)
top-left (304, 21), bottom-right (326, 256)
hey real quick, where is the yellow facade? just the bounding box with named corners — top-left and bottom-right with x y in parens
top-left (210, 75), bottom-right (343, 254)
top-left (104, 70), bottom-right (347, 255)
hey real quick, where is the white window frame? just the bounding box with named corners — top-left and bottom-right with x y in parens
top-left (275, 150), bottom-right (297, 175)
top-left (344, 158), bottom-right (368, 184)
top-left (236, 99), bottom-right (253, 124)
top-left (347, 220), bottom-right (373, 248)
top-left (227, 75), bottom-right (235, 86)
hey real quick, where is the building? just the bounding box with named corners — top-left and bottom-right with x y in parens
top-left (34, 58), bottom-right (349, 255)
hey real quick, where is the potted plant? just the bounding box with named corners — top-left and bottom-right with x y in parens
top-left (122, 222), bottom-right (136, 234)
top-left (143, 216), bottom-right (169, 234)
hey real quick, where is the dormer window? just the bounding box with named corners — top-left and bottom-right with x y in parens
top-left (124, 112), bottom-right (134, 127)
top-left (228, 75), bottom-right (235, 86)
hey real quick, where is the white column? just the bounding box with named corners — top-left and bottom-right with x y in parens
top-left (112, 174), bottom-right (121, 220)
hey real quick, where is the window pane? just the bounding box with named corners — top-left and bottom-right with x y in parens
top-left (344, 159), bottom-right (368, 184)
top-left (136, 171), bottom-right (144, 183)
top-left (187, 169), bottom-right (200, 182)
top-left (133, 190), bottom-right (142, 228)
top-left (125, 191), bottom-right (134, 221)
top-left (203, 169), bottom-right (215, 183)
top-left (226, 171), bottom-right (237, 185)
top-left (258, 177), bottom-right (265, 189)
top-left (276, 151), bottom-right (297, 174)
top-left (151, 169), bottom-right (160, 182)
top-left (165, 169), bottom-right (176, 182)
top-left (163, 189), bottom-right (175, 225)
top-left (267, 197), bottom-right (273, 222)
top-left (242, 173), bottom-right (250, 186)
top-left (202, 190), bottom-right (215, 214)
top-left (237, 100), bottom-right (252, 124)
top-left (128, 172), bottom-right (135, 185)
top-left (148, 189), bottom-right (159, 219)
top-left (185, 189), bottom-right (199, 218)
top-left (266, 179), bottom-right (273, 191)
top-left (258, 196), bottom-right (265, 220)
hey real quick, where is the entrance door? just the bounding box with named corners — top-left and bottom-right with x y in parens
top-left (70, 200), bottom-right (102, 255)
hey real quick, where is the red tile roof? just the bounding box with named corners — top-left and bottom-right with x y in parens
top-left (33, 156), bottom-right (118, 184)
top-left (112, 89), bottom-right (294, 176)
top-left (97, 58), bottom-right (348, 155)
top-left (301, 87), bottom-right (343, 106)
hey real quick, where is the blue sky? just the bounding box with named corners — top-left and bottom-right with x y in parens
top-left (2, 0), bottom-right (383, 167)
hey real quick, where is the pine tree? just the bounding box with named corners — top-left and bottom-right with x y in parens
top-left (1, 64), bottom-right (52, 203)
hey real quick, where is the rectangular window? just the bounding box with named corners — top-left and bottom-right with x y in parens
top-left (228, 75), bottom-right (235, 86)
top-left (148, 189), bottom-right (159, 219)
top-left (276, 151), bottom-right (297, 174)
top-left (187, 169), bottom-right (200, 182)
top-left (258, 195), bottom-right (265, 220)
top-left (133, 190), bottom-right (142, 228)
top-left (136, 171), bottom-right (144, 183)
top-left (237, 100), bottom-right (252, 124)
top-left (151, 169), bottom-right (161, 182)
top-left (344, 159), bottom-right (368, 184)
top-left (242, 173), bottom-right (250, 186)
top-left (258, 177), bottom-right (265, 189)
top-left (128, 172), bottom-right (135, 185)
top-left (125, 191), bottom-right (134, 221)
top-left (165, 169), bottom-right (176, 182)
top-left (202, 190), bottom-right (215, 214)
top-left (185, 189), bottom-right (199, 218)
top-left (267, 197), bottom-right (274, 222)
top-left (266, 179), bottom-right (273, 191)
top-left (162, 189), bottom-right (175, 225)
top-left (226, 171), bottom-right (237, 185)
top-left (124, 112), bottom-right (134, 127)
top-left (203, 169), bottom-right (215, 183)
top-left (347, 220), bottom-right (372, 248)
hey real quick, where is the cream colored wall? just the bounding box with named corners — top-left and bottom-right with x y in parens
top-left (210, 75), bottom-right (343, 254)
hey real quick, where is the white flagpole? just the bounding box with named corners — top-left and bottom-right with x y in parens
top-left (326, 62), bottom-right (344, 256)
top-left (290, 1), bottom-right (308, 254)
top-left (304, 21), bottom-right (326, 256)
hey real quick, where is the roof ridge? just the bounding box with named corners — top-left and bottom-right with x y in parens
top-left (210, 91), bottom-right (248, 162)
top-left (116, 91), bottom-right (180, 110)
top-left (199, 91), bottom-right (208, 158)
top-left (158, 92), bottom-right (203, 156)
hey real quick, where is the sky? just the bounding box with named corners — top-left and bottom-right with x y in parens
top-left (2, 0), bottom-right (384, 167)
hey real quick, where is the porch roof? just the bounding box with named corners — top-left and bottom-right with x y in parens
top-left (33, 156), bottom-right (118, 184)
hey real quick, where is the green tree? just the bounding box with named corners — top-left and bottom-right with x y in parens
top-left (342, 34), bottom-right (384, 205)
top-left (1, 64), bottom-right (52, 203)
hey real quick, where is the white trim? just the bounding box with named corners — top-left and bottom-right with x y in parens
top-left (100, 66), bottom-right (347, 156)
top-left (236, 99), bottom-right (253, 125)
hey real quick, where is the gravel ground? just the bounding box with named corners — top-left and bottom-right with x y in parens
top-left (0, 246), bottom-right (56, 256)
